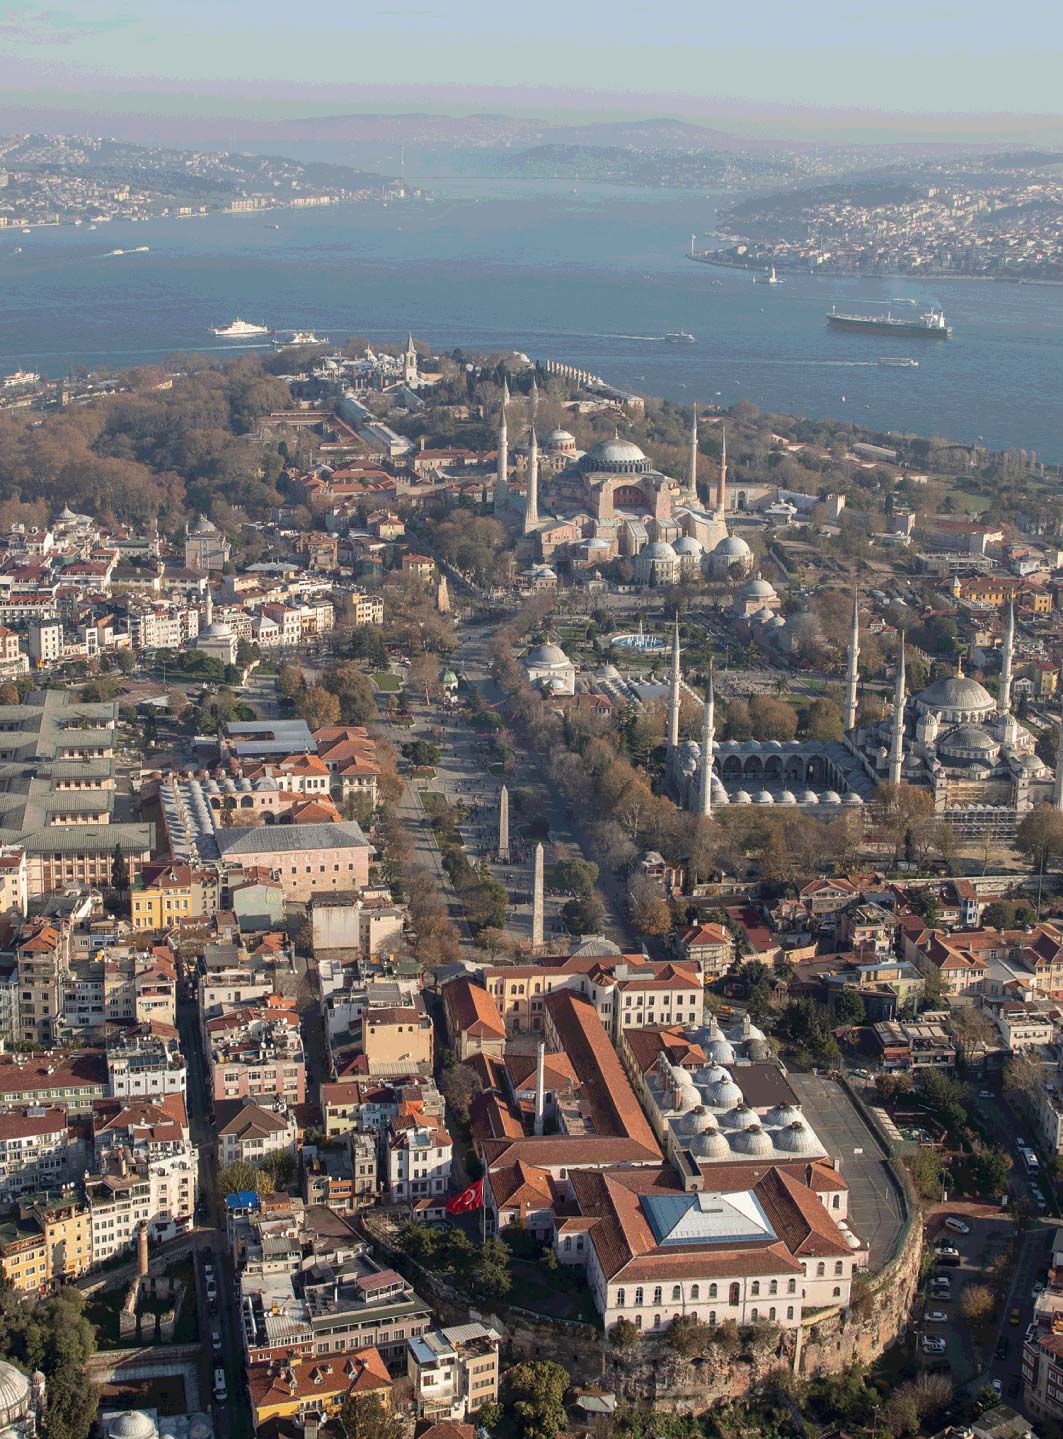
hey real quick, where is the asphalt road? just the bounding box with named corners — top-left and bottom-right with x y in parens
top-left (786, 1071), bottom-right (907, 1268)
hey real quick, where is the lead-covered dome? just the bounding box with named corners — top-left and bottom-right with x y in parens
top-left (578, 437), bottom-right (651, 474)
top-left (525, 642), bottom-right (570, 668)
top-left (916, 672), bottom-right (995, 720)
top-left (0, 1362), bottom-right (30, 1427)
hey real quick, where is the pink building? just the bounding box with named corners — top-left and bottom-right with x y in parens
top-left (206, 999), bottom-right (306, 1106)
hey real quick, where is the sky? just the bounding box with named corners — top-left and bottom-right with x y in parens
top-left (1, 0), bottom-right (1062, 138)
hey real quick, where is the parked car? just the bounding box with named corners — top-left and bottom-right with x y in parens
top-left (991, 1379), bottom-right (1003, 1396)
top-left (944, 1217), bottom-right (971, 1235)
top-left (925, 1311), bottom-right (949, 1324)
top-left (936, 1243), bottom-right (960, 1257)
top-left (922, 1337), bottom-right (947, 1355)
top-left (213, 1369), bottom-right (227, 1403)
top-left (211, 1329), bottom-right (222, 1354)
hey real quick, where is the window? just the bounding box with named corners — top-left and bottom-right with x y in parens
top-left (671, 1285), bottom-right (681, 1302)
top-left (816, 1262), bottom-right (825, 1278)
top-left (634, 1315), bottom-right (642, 1330)
top-left (653, 1286), bottom-right (662, 1306)
top-left (709, 1311), bottom-right (716, 1326)
top-left (729, 1283), bottom-right (740, 1306)
top-left (788, 1279), bottom-right (796, 1295)
top-left (616, 1289), bottom-right (625, 1308)
top-left (833, 1287), bottom-right (841, 1298)
top-left (634, 1287), bottom-right (643, 1307)
top-left (834, 1260), bottom-right (844, 1276)
top-left (751, 1308), bottom-right (758, 1322)
top-left (787, 1306), bottom-right (794, 1320)
top-left (750, 1281), bottom-right (760, 1297)
top-left (769, 1280), bottom-right (778, 1296)
top-left (690, 1284), bottom-right (700, 1301)
top-left (709, 1283), bottom-right (717, 1300)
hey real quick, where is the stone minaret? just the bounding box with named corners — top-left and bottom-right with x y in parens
top-left (1000, 597), bottom-right (1015, 715)
top-left (436, 575), bottom-right (450, 614)
top-left (699, 666), bottom-right (715, 818)
top-left (687, 406), bottom-right (698, 503)
top-left (534, 1040), bottom-right (546, 1136)
top-left (1054, 719), bottom-right (1063, 811)
top-left (716, 425), bottom-right (728, 514)
top-left (493, 380), bottom-right (510, 515)
top-left (498, 784), bottom-right (510, 863)
top-left (531, 842), bottom-right (545, 949)
top-left (844, 591), bottom-right (860, 732)
top-left (523, 427), bottom-right (540, 535)
top-left (889, 637), bottom-right (906, 787)
top-left (668, 616), bottom-right (682, 756)
top-left (204, 584), bottom-right (213, 629)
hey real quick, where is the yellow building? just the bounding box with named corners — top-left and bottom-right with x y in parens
top-left (34, 1194), bottom-right (94, 1282)
top-left (131, 862), bottom-right (195, 931)
top-left (0, 1221), bottom-right (49, 1294)
top-left (248, 1350), bottom-right (392, 1428)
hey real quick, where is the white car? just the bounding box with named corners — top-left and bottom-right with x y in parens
top-left (944, 1217), bottom-right (971, 1235)
top-left (922, 1337), bottom-right (947, 1354)
top-left (991, 1379), bottom-right (1003, 1396)
top-left (925, 1311), bottom-right (949, 1324)
top-left (936, 1244), bottom-right (960, 1259)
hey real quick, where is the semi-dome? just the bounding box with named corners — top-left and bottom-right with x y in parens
top-left (734, 1123), bottom-right (774, 1156)
top-left (941, 724), bottom-right (1000, 757)
top-left (0, 1362), bottom-right (30, 1427)
top-left (777, 1120), bottom-right (820, 1155)
top-left (578, 436), bottom-right (651, 474)
top-left (525, 642), bottom-right (570, 668)
top-left (691, 1126), bottom-right (731, 1159)
top-left (917, 672), bottom-right (995, 718)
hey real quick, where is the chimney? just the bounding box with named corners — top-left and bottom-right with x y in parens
top-left (534, 1041), bottom-right (546, 1137)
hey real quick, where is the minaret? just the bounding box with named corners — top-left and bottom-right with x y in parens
top-left (668, 616), bottom-right (682, 756)
top-left (716, 425), bottom-right (728, 514)
top-left (523, 427), bottom-right (540, 535)
top-left (493, 380), bottom-right (510, 515)
top-left (1055, 721), bottom-right (1063, 811)
top-left (844, 591), bottom-right (860, 732)
top-left (889, 637), bottom-right (906, 787)
top-left (1000, 597), bottom-right (1015, 715)
top-left (204, 584), bottom-right (213, 629)
top-left (686, 406), bottom-right (698, 503)
top-left (530, 374), bottom-right (539, 417)
top-left (699, 665), bottom-right (715, 818)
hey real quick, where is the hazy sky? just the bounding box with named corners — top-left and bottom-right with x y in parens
top-left (1, 0), bottom-right (1061, 125)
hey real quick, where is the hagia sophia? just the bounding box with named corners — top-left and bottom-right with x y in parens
top-left (493, 383), bottom-right (754, 583)
top-left (500, 390), bottom-right (1063, 837)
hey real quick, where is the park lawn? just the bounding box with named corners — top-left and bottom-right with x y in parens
top-left (372, 672), bottom-right (403, 693)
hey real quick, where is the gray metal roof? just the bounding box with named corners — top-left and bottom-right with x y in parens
top-left (216, 821), bottom-right (368, 854)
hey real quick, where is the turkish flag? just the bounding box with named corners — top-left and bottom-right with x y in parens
top-left (446, 1178), bottom-right (484, 1215)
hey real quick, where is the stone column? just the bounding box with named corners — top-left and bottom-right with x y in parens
top-left (531, 842), bottom-right (545, 950)
top-left (498, 784), bottom-right (510, 863)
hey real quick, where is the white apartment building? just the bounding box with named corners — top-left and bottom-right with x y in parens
top-left (107, 1034), bottom-right (187, 1099)
top-left (86, 1148), bottom-right (197, 1260)
top-left (26, 620), bottom-right (63, 667)
top-left (385, 1115), bottom-right (452, 1203)
top-left (407, 1323), bottom-right (501, 1422)
top-left (0, 1105), bottom-right (83, 1204)
top-left (217, 1098), bottom-right (298, 1168)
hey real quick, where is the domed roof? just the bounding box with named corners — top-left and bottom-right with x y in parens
top-left (820, 790), bottom-right (842, 804)
top-left (525, 642), bottom-right (571, 668)
top-left (545, 427), bottom-right (574, 445)
top-left (777, 1120), bottom-right (820, 1155)
top-left (734, 1123), bottom-right (774, 1156)
top-left (722, 1102), bottom-right (758, 1130)
top-left (640, 540), bottom-right (677, 560)
top-left (693, 1061), bottom-right (727, 1086)
top-left (739, 577), bottom-right (777, 600)
top-left (842, 792), bottom-right (864, 806)
top-left (191, 513), bottom-right (218, 534)
top-left (917, 673), bottom-right (995, 715)
top-left (705, 1035), bottom-right (737, 1065)
top-left (579, 436), bottom-right (651, 472)
top-left (679, 1104), bottom-right (716, 1136)
top-left (751, 606), bottom-right (776, 623)
top-left (943, 724), bottom-right (999, 752)
top-left (732, 790), bottom-right (752, 805)
top-left (753, 789), bottom-right (775, 804)
top-left (707, 1074), bottom-right (743, 1107)
top-left (571, 935), bottom-right (622, 957)
top-left (768, 1103), bottom-right (803, 1127)
top-left (797, 789), bottom-right (820, 804)
top-left (691, 1126), bottom-right (731, 1159)
top-left (0, 1362), bottom-right (30, 1420)
top-left (714, 535), bottom-right (752, 557)
top-left (674, 535), bottom-right (703, 556)
top-left (746, 1037), bottom-right (772, 1061)
top-left (778, 790), bottom-right (798, 805)
top-left (109, 1413), bottom-right (158, 1439)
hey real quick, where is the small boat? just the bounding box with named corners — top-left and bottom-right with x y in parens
top-left (878, 356), bottom-right (920, 367)
top-left (890, 297), bottom-right (918, 305)
top-left (755, 263), bottom-right (782, 285)
top-left (108, 248), bottom-right (125, 256)
top-left (663, 331), bottom-right (696, 344)
top-left (132, 245), bottom-right (149, 253)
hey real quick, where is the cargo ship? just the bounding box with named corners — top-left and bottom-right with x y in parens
top-left (827, 305), bottom-right (951, 338)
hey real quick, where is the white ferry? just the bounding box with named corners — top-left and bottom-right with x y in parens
top-left (211, 318), bottom-right (272, 338)
top-left (273, 330), bottom-right (329, 346)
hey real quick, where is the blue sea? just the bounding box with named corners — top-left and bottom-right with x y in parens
top-left (2, 178), bottom-right (1062, 460)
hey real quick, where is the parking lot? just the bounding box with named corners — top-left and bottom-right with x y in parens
top-left (787, 1071), bottom-right (907, 1267)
